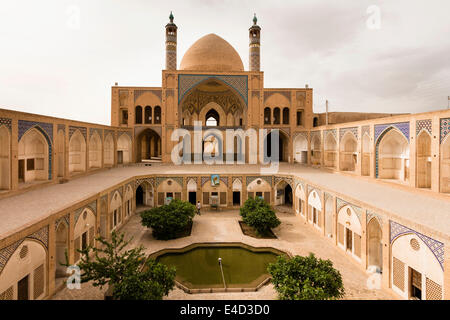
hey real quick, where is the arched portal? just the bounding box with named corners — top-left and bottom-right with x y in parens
top-left (367, 218), bottom-right (382, 270)
top-left (0, 240), bottom-right (47, 300)
top-left (103, 133), bottom-right (114, 166)
top-left (293, 134), bottom-right (308, 164)
top-left (416, 131), bottom-right (431, 188)
top-left (117, 134), bottom-right (132, 164)
top-left (340, 132), bottom-right (358, 172)
top-left (275, 180), bottom-right (292, 207)
top-left (337, 205), bottom-right (362, 260)
top-left (18, 128), bottom-right (50, 183)
top-left (307, 189), bottom-right (322, 228)
top-left (264, 130), bottom-right (289, 162)
top-left (441, 135), bottom-right (450, 193)
top-left (73, 208), bottom-right (96, 262)
top-left (311, 134), bottom-right (321, 165)
top-left (135, 106), bottom-right (142, 124)
top-left (137, 129), bottom-right (161, 162)
top-left (247, 178), bottom-right (271, 203)
top-left (69, 130), bottom-right (86, 174)
top-left (135, 181), bottom-right (153, 208)
top-left (362, 133), bottom-right (371, 176)
top-left (282, 107), bottom-right (289, 125)
top-left (294, 184), bottom-right (306, 216)
top-left (0, 126), bottom-right (10, 189)
top-left (89, 132), bottom-right (102, 169)
top-left (264, 107), bottom-right (271, 124)
top-left (324, 133), bottom-right (337, 168)
top-left (205, 109), bottom-right (220, 126)
top-left (324, 196), bottom-right (333, 237)
top-left (144, 106), bottom-right (152, 124)
top-left (55, 222), bottom-right (68, 279)
top-left (377, 128), bottom-right (409, 181)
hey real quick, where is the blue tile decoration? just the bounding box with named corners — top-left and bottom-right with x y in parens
top-left (178, 74), bottom-right (248, 106)
top-left (339, 127), bottom-right (358, 140)
top-left (0, 117), bottom-right (12, 131)
top-left (18, 120), bottom-right (53, 180)
top-left (374, 122), bottom-right (410, 178)
top-left (416, 119), bottom-right (432, 137)
top-left (390, 220), bottom-right (444, 271)
top-left (55, 214), bottom-right (70, 231)
top-left (375, 122), bottom-right (409, 142)
top-left (440, 118), bottom-right (450, 144)
top-left (219, 176), bottom-right (228, 187)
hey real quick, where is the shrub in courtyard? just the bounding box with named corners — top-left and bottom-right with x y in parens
top-left (240, 197), bottom-right (281, 236)
top-left (66, 231), bottom-right (176, 300)
top-left (140, 199), bottom-right (196, 240)
top-left (268, 253), bottom-right (345, 300)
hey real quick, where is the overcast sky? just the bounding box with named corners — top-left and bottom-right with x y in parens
top-left (1, 0), bottom-right (449, 125)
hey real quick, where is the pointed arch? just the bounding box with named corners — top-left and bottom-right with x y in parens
top-left (18, 127), bottom-right (50, 182)
top-left (117, 133), bottom-right (132, 164)
top-left (89, 131), bottom-right (102, 169)
top-left (362, 133), bottom-right (371, 176)
top-left (69, 130), bottom-right (86, 174)
top-left (339, 131), bottom-right (358, 172)
top-left (103, 133), bottom-right (114, 166)
top-left (376, 127), bottom-right (409, 181)
top-left (56, 130), bottom-right (65, 178)
top-left (293, 134), bottom-right (308, 164)
top-left (416, 130), bottom-right (431, 188)
top-left (367, 217), bottom-right (382, 270)
top-left (324, 132), bottom-right (337, 168)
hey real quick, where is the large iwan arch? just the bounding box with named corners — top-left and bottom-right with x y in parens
top-left (376, 127), bottom-right (409, 181)
top-left (18, 127), bottom-right (50, 183)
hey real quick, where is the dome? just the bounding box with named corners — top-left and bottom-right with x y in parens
top-left (180, 34), bottom-right (244, 72)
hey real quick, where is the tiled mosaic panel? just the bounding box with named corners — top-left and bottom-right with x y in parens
top-left (18, 120), bottom-right (53, 179)
top-left (57, 124), bottom-right (65, 133)
top-left (324, 129), bottom-right (337, 140)
top-left (245, 176), bottom-right (272, 187)
top-left (310, 131), bottom-right (321, 146)
top-left (55, 214), bottom-right (70, 231)
top-left (307, 185), bottom-right (322, 196)
top-left (0, 117), bottom-right (12, 130)
top-left (362, 125), bottom-right (370, 137)
top-left (178, 74), bottom-right (248, 105)
top-left (274, 176), bottom-right (293, 187)
top-left (440, 118), bottom-right (450, 144)
top-left (366, 210), bottom-right (383, 228)
top-left (339, 127), bottom-right (358, 140)
top-left (155, 176), bottom-right (183, 187)
top-left (118, 131), bottom-right (132, 140)
top-left (390, 220), bottom-right (444, 270)
top-left (336, 198), bottom-right (362, 223)
top-left (416, 119), bottom-right (432, 136)
top-left (69, 126), bottom-right (87, 140)
top-left (89, 128), bottom-right (102, 139)
top-left (426, 277), bottom-right (442, 300)
top-left (136, 177), bottom-right (155, 189)
top-left (374, 122), bottom-right (410, 142)
top-left (293, 131), bottom-right (309, 140)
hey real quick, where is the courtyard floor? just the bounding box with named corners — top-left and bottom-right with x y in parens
top-left (52, 208), bottom-right (396, 300)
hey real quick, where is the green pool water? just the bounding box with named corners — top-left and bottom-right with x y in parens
top-left (155, 245), bottom-right (282, 289)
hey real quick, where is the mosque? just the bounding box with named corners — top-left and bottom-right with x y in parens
top-left (0, 13), bottom-right (449, 300)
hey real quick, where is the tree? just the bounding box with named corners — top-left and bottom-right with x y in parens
top-left (268, 253), bottom-right (345, 300)
top-left (240, 197), bottom-right (281, 236)
top-left (67, 231), bottom-right (176, 300)
top-left (141, 199), bottom-right (196, 240)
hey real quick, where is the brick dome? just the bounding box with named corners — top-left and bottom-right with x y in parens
top-left (180, 34), bottom-right (244, 72)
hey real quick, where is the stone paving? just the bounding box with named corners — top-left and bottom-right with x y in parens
top-left (52, 209), bottom-right (396, 300)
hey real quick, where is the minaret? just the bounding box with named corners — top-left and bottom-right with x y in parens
top-left (249, 13), bottom-right (261, 71)
top-left (165, 11), bottom-right (178, 70)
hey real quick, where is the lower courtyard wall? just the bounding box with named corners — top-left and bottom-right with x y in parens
top-left (0, 171), bottom-right (448, 300)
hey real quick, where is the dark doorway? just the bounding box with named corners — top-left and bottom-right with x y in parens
top-left (265, 132), bottom-right (285, 162)
top-left (284, 184), bottom-right (292, 206)
top-left (233, 191), bottom-right (241, 206)
top-left (188, 192), bottom-right (197, 205)
top-left (410, 268), bottom-right (422, 300)
top-left (17, 275), bottom-right (29, 300)
top-left (19, 159), bottom-right (25, 182)
top-left (136, 186), bottom-right (144, 206)
top-left (82, 232), bottom-right (87, 250)
top-left (346, 228), bottom-right (353, 251)
top-left (117, 151), bottom-right (123, 164)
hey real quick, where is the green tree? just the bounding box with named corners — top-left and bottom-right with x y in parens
top-left (140, 199), bottom-right (195, 240)
top-left (240, 197), bottom-right (281, 236)
top-left (268, 253), bottom-right (345, 300)
top-left (67, 231), bottom-right (176, 300)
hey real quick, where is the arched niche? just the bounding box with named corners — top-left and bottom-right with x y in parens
top-left (55, 221), bottom-right (68, 278)
top-left (377, 128), bottom-right (409, 181)
top-left (416, 131), bottom-right (432, 188)
top-left (56, 130), bottom-right (65, 178)
top-left (0, 126), bottom-right (11, 189)
top-left (294, 183), bottom-right (306, 215)
top-left (293, 134), bottom-right (308, 164)
top-left (69, 130), bottom-right (86, 174)
top-left (247, 178), bottom-right (271, 203)
top-left (324, 133), bottom-right (337, 168)
top-left (0, 240), bottom-right (47, 300)
top-left (337, 205), bottom-right (362, 260)
top-left (339, 131), bottom-right (357, 172)
top-left (18, 128), bottom-right (50, 183)
top-left (362, 133), bottom-right (371, 176)
top-left (307, 189), bottom-right (322, 227)
top-left (117, 134), bottom-right (132, 164)
top-left (441, 135), bottom-right (450, 193)
top-left (73, 208), bottom-right (96, 262)
top-left (103, 133), bottom-right (114, 166)
top-left (89, 131), bottom-right (102, 169)
top-left (275, 180), bottom-right (292, 207)
top-left (367, 217), bottom-right (382, 270)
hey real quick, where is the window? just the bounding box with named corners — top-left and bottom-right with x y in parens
top-left (135, 106), bottom-right (142, 124)
top-left (121, 109), bottom-right (128, 125)
top-left (27, 158), bottom-right (35, 171)
top-left (282, 107), bottom-right (289, 124)
top-left (264, 107), bottom-right (271, 124)
top-left (154, 106), bottom-right (161, 124)
top-left (273, 108), bottom-right (280, 124)
top-left (410, 268), bottom-right (422, 300)
top-left (296, 111), bottom-right (303, 126)
top-left (144, 106), bottom-right (152, 124)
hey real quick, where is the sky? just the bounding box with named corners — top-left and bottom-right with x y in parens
top-left (0, 0), bottom-right (449, 125)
